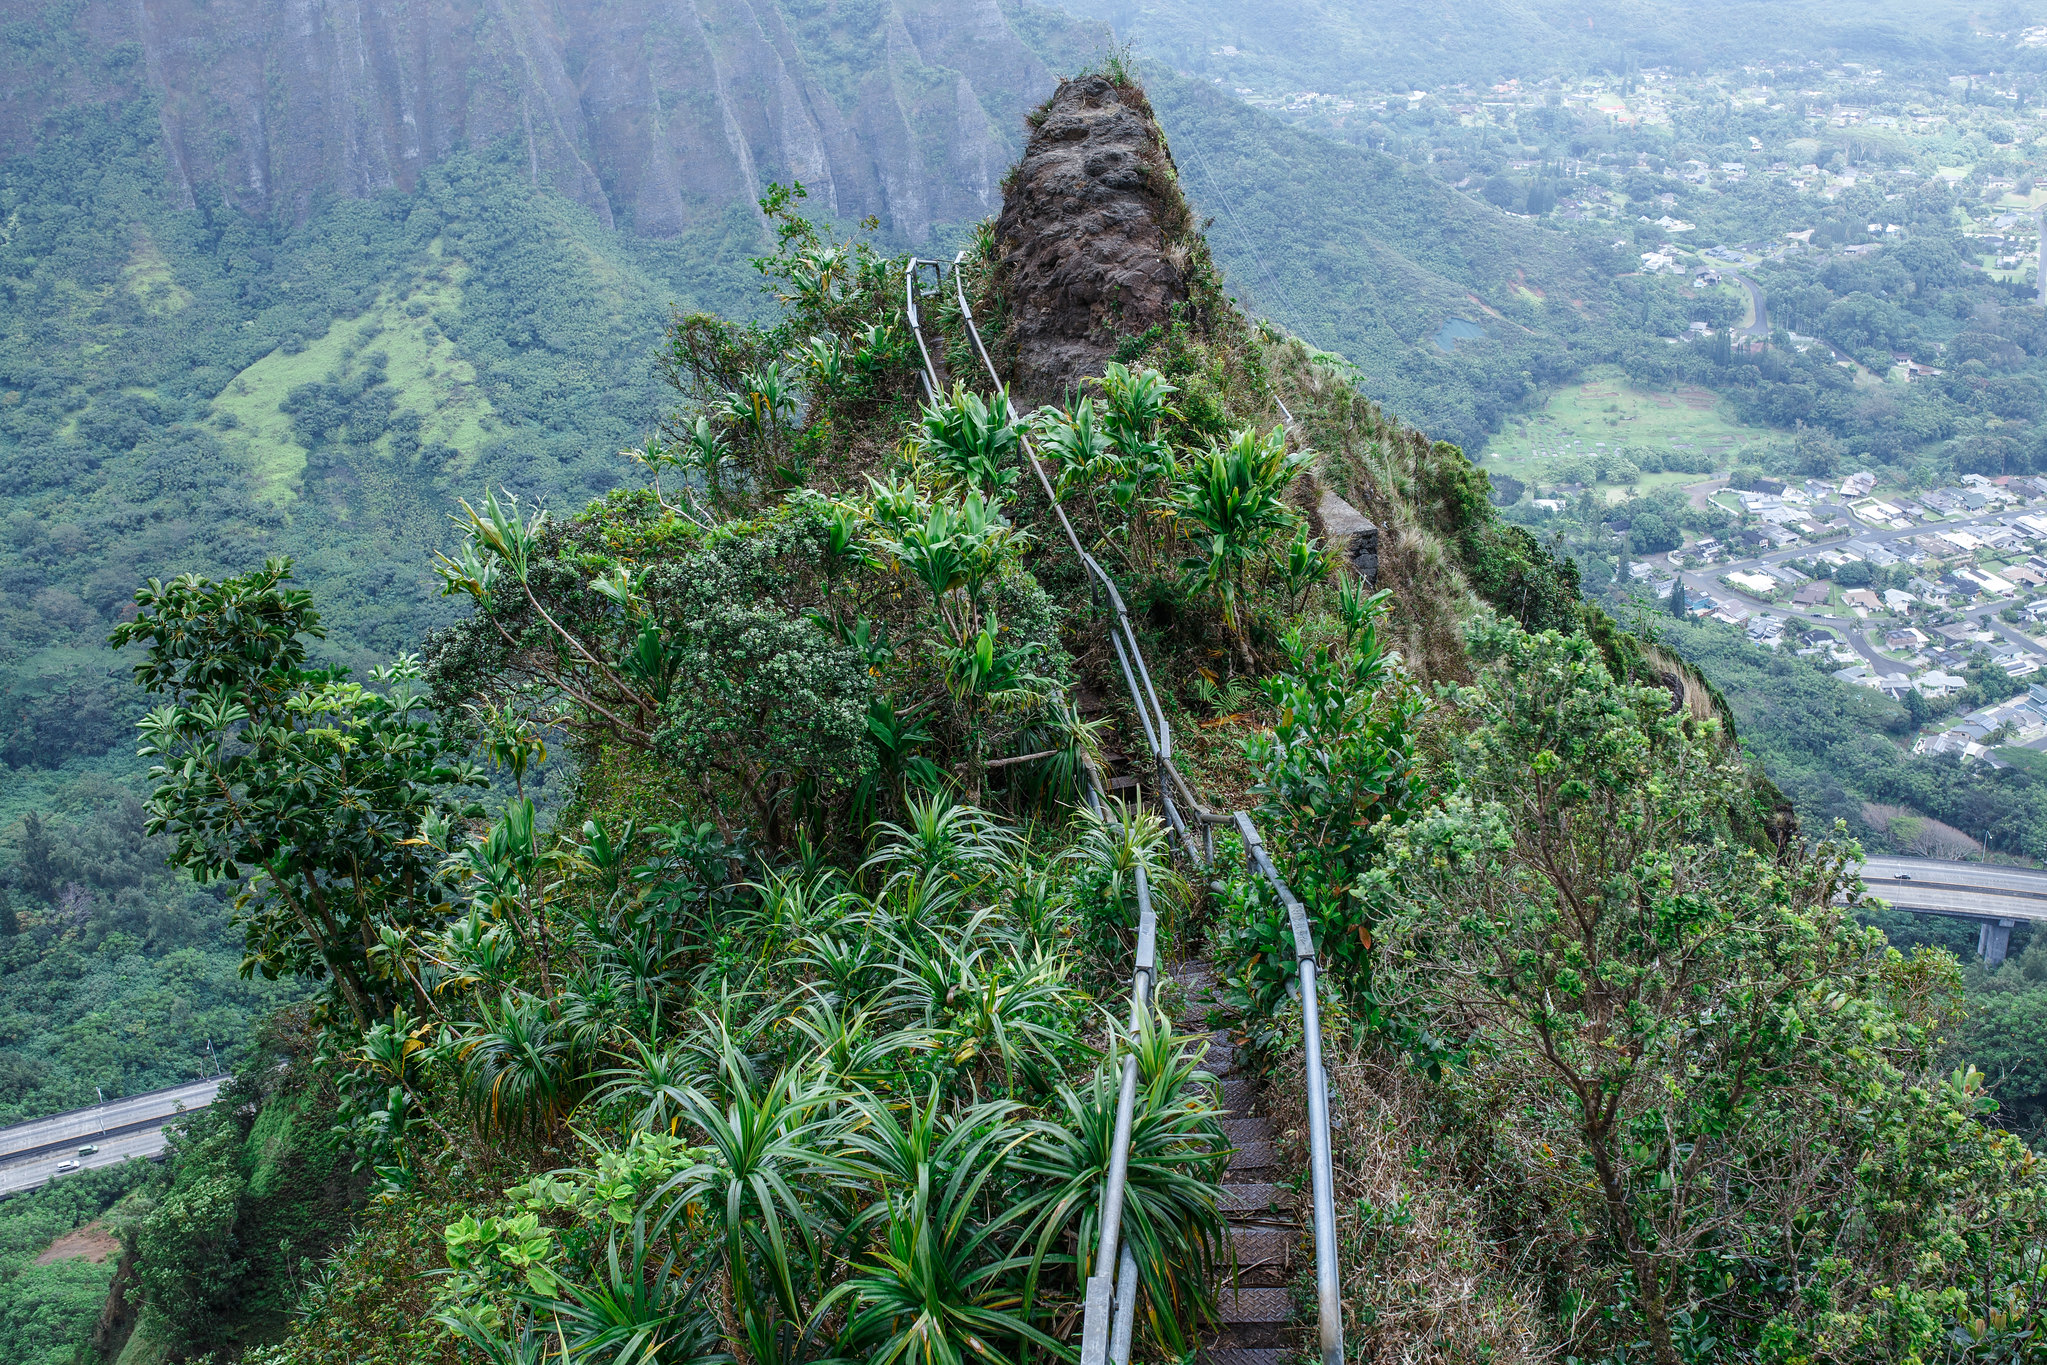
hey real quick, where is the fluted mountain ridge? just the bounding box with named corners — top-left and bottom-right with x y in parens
top-left (0, 0), bottom-right (1061, 239)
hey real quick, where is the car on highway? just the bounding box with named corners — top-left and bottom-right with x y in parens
top-left (77, 1145), bottom-right (97, 1157)
top-left (1894, 872), bottom-right (1912, 880)
top-left (54, 1161), bottom-right (78, 1172)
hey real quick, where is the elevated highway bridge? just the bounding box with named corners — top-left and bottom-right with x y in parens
top-left (1861, 855), bottom-right (2047, 965)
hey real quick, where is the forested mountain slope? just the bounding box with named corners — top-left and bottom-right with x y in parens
top-left (1145, 71), bottom-right (1613, 452)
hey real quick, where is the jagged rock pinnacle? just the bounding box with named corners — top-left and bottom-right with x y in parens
top-left (994, 74), bottom-right (1195, 403)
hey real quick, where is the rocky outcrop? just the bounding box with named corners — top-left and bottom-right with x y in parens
top-left (0, 0), bottom-right (1056, 241)
top-left (993, 74), bottom-right (1193, 403)
top-left (1312, 479), bottom-right (1380, 586)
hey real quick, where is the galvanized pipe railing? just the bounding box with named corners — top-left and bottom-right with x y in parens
top-left (906, 256), bottom-right (1344, 1365)
top-left (1235, 814), bottom-right (1343, 1365)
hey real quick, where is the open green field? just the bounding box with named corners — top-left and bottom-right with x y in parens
top-left (1480, 369), bottom-right (1782, 488)
top-left (208, 242), bottom-right (496, 505)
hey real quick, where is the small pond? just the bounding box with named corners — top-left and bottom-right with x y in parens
top-left (1433, 316), bottom-right (1487, 352)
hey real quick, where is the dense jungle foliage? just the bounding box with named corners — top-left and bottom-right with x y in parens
top-left (0, 91), bottom-right (769, 1117)
top-left (41, 159), bottom-right (2042, 1365)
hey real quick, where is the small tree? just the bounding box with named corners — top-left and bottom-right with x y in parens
top-left (1372, 621), bottom-right (1970, 1364)
top-left (110, 560), bottom-right (484, 1029)
top-left (1174, 426), bottom-right (1307, 670)
top-left (1219, 582), bottom-right (1418, 1031)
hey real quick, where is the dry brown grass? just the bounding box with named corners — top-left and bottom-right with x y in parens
top-left (1262, 336), bottom-right (1481, 686)
top-left (1261, 1035), bottom-right (1562, 1364)
top-left (1862, 802), bottom-right (1984, 859)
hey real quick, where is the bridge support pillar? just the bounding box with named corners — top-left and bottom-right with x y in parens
top-left (1980, 918), bottom-right (2016, 967)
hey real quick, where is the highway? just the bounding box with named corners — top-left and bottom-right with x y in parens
top-left (0, 1078), bottom-right (223, 1194)
top-left (1861, 856), bottom-right (2047, 921)
top-left (0, 1123), bottom-right (184, 1197)
top-left (1854, 855), bottom-right (2047, 964)
top-left (0, 1078), bottom-right (223, 1160)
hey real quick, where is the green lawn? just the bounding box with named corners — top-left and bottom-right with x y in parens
top-left (1481, 369), bottom-right (1782, 483)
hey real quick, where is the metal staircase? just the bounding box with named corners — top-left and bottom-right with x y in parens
top-left (905, 258), bottom-right (1346, 1365)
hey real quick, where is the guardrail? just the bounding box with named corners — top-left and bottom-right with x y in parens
top-left (904, 257), bottom-right (1344, 1365)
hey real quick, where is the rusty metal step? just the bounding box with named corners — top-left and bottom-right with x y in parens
top-left (1216, 1286), bottom-right (1293, 1323)
top-left (1225, 1225), bottom-right (1290, 1280)
top-left (1195, 1029), bottom-right (1239, 1076)
top-left (1220, 1117), bottom-right (1272, 1144)
top-left (1198, 1350), bottom-right (1284, 1365)
top-left (1210, 1287), bottom-right (1295, 1347)
top-left (1226, 1140), bottom-right (1277, 1173)
top-left (1219, 1183), bottom-right (1285, 1216)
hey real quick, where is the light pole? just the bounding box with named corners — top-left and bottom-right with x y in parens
top-left (95, 1087), bottom-right (105, 1136)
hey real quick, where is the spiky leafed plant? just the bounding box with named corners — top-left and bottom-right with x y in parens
top-left (936, 944), bottom-right (1076, 1100)
top-left (919, 383), bottom-right (1023, 496)
top-left (458, 989), bottom-right (586, 1140)
top-left (1173, 425), bottom-right (1308, 671)
top-left (546, 1218), bottom-right (732, 1365)
top-left (826, 1085), bottom-right (1061, 1365)
top-left (1063, 799), bottom-right (1189, 965)
top-left (999, 697), bottom-right (1109, 816)
top-left (791, 992), bottom-right (933, 1093)
top-left (649, 1048), bottom-right (850, 1365)
top-left (798, 918), bottom-right (893, 1009)
top-left (1010, 1014), bottom-right (1230, 1356)
top-left (593, 1038), bottom-right (700, 1136)
top-left (862, 797), bottom-right (1022, 897)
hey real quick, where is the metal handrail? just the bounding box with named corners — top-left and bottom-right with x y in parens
top-left (906, 256), bottom-right (1344, 1365)
top-left (921, 258), bottom-right (1195, 855)
top-left (1235, 815), bottom-right (1342, 1365)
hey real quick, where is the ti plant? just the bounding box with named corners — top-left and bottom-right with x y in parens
top-left (1173, 425), bottom-right (1309, 672)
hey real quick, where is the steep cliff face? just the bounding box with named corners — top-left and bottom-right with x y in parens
top-left (993, 73), bottom-right (1192, 403)
top-left (0, 0), bottom-right (1062, 240)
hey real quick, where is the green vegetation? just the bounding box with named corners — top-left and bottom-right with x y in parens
top-left (0, 88), bottom-right (768, 1123)
top-left (0, 1161), bottom-right (155, 1365)
top-left (1480, 372), bottom-right (1771, 493)
top-left (53, 140), bottom-right (2038, 1365)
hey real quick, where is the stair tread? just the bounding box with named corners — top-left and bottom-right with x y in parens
top-left (1219, 1183), bottom-right (1285, 1214)
top-left (1217, 1075), bottom-right (1257, 1114)
top-left (1220, 1117), bottom-right (1272, 1142)
top-left (1215, 1286), bottom-right (1294, 1323)
top-left (1226, 1225), bottom-right (1289, 1264)
top-left (1199, 1351), bottom-right (1285, 1365)
top-left (1226, 1140), bottom-right (1277, 1172)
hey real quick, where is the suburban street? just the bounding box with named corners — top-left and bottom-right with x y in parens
top-left (1732, 272), bottom-right (1770, 338)
top-left (1665, 498), bottom-right (2047, 683)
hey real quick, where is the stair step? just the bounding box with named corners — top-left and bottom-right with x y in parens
top-left (1226, 1140), bottom-right (1277, 1172)
top-left (1219, 1183), bottom-right (1285, 1215)
top-left (1195, 1030), bottom-right (1238, 1076)
top-left (1215, 1286), bottom-right (1294, 1324)
top-left (1226, 1225), bottom-right (1289, 1269)
top-left (1218, 1075), bottom-right (1256, 1113)
top-left (1199, 1351), bottom-right (1285, 1365)
top-left (1220, 1117), bottom-right (1273, 1143)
